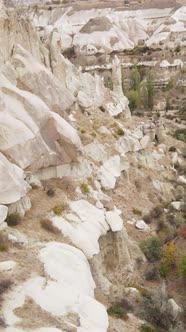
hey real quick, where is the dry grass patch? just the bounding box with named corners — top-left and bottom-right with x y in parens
top-left (40, 219), bottom-right (59, 234)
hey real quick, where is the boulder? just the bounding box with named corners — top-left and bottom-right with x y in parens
top-left (171, 201), bottom-right (181, 210)
top-left (135, 220), bottom-right (150, 231)
top-left (105, 211), bottom-right (123, 232)
top-left (0, 153), bottom-right (29, 205)
top-left (178, 176), bottom-right (186, 185)
top-left (168, 299), bottom-right (181, 321)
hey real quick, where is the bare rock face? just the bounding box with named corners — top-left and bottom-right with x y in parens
top-left (0, 7), bottom-right (43, 66)
top-left (0, 153), bottom-right (29, 204)
top-left (0, 66), bottom-right (83, 172)
top-left (12, 45), bottom-right (76, 115)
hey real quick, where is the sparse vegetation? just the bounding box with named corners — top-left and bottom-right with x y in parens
top-left (0, 279), bottom-right (13, 297)
top-left (116, 128), bottom-right (125, 136)
top-left (174, 128), bottom-right (186, 143)
top-left (47, 188), bottom-right (55, 197)
top-left (107, 304), bottom-right (128, 319)
top-left (133, 208), bottom-right (142, 216)
top-left (40, 218), bottom-right (59, 234)
top-left (53, 205), bottom-right (63, 215)
top-left (141, 289), bottom-right (173, 329)
top-left (140, 325), bottom-right (156, 332)
top-left (177, 254), bottom-right (186, 278)
top-left (81, 183), bottom-right (90, 194)
top-left (5, 212), bottom-right (21, 226)
top-left (0, 232), bottom-right (9, 252)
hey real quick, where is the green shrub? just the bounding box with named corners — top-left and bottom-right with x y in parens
top-left (140, 324), bottom-right (156, 332)
top-left (140, 237), bottom-right (162, 262)
top-left (107, 305), bottom-right (127, 319)
top-left (53, 205), bottom-right (63, 215)
top-left (159, 262), bottom-right (170, 278)
top-left (5, 212), bottom-right (21, 226)
top-left (133, 208), bottom-right (142, 216)
top-left (116, 128), bottom-right (125, 136)
top-left (81, 183), bottom-right (90, 194)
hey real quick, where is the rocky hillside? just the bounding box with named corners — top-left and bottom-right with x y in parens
top-left (0, 1), bottom-right (185, 332)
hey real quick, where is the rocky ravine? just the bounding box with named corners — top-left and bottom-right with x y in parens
top-left (0, 1), bottom-right (185, 332)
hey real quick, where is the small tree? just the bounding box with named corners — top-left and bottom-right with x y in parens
top-left (177, 254), bottom-right (186, 278)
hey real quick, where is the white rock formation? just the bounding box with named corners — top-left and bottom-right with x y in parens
top-left (97, 155), bottom-right (122, 190)
top-left (0, 153), bottom-right (29, 205)
top-left (4, 242), bottom-right (109, 332)
top-left (171, 201), bottom-right (181, 210)
top-left (0, 204), bottom-right (8, 226)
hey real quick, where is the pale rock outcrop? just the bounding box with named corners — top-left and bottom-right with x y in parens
top-left (178, 175), bottom-right (186, 185)
top-left (4, 242), bottom-right (109, 332)
top-left (34, 159), bottom-right (92, 181)
top-left (0, 260), bottom-right (16, 272)
top-left (140, 135), bottom-right (150, 149)
top-left (168, 298), bottom-right (182, 321)
top-left (0, 205), bottom-right (8, 227)
top-left (12, 45), bottom-right (75, 115)
top-left (97, 155), bottom-right (122, 190)
top-left (0, 66), bottom-right (83, 172)
top-left (105, 211), bottom-right (123, 232)
top-left (77, 90), bottom-right (94, 112)
top-left (84, 142), bottom-right (108, 163)
top-left (135, 220), bottom-right (150, 231)
top-left (8, 196), bottom-right (31, 217)
top-left (171, 201), bottom-right (182, 210)
top-left (116, 134), bottom-right (142, 156)
top-left (0, 153), bottom-right (29, 205)
top-left (51, 200), bottom-right (109, 258)
top-left (50, 199), bottom-right (124, 259)
top-left (0, 6), bottom-right (44, 66)
top-left (107, 56), bottom-right (130, 118)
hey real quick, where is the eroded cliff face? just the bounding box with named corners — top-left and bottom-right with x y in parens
top-left (0, 2), bottom-right (185, 332)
